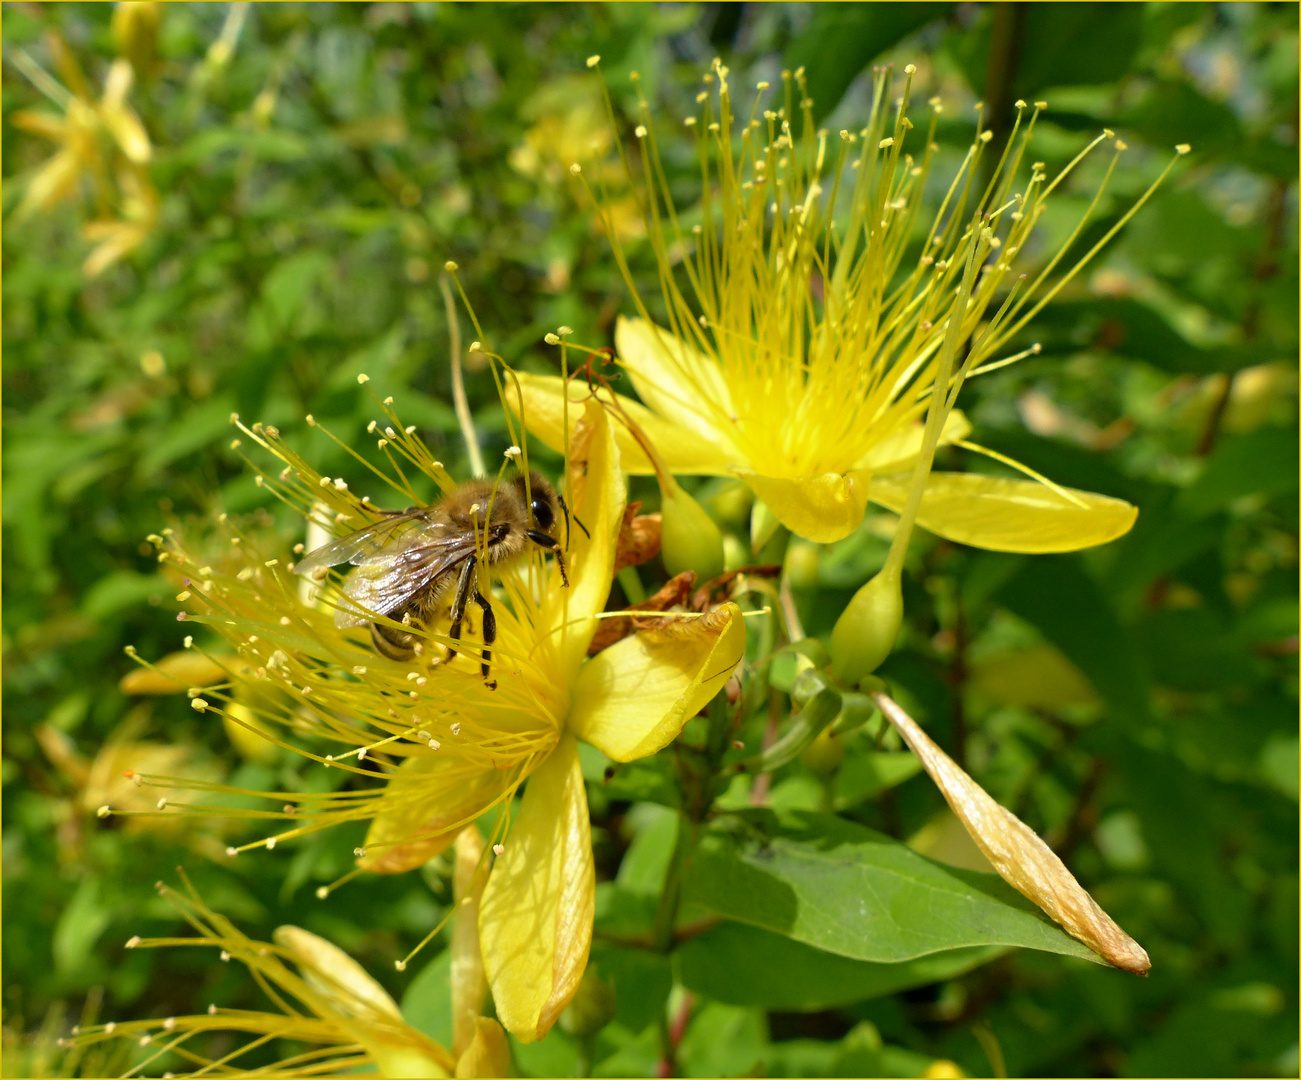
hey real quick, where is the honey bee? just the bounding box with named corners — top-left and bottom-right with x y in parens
top-left (293, 471), bottom-right (572, 686)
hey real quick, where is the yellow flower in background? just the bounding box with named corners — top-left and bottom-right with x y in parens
top-left (120, 394), bottom-right (744, 1043)
top-left (64, 875), bottom-right (469, 1078)
top-left (9, 30), bottom-right (159, 275)
top-left (518, 62), bottom-right (1187, 549)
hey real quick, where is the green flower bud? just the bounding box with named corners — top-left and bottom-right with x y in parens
top-left (790, 666), bottom-right (829, 708)
top-left (830, 568), bottom-right (903, 687)
top-left (723, 532), bottom-right (748, 572)
top-left (750, 498), bottom-right (781, 555)
top-left (709, 481), bottom-right (753, 527)
top-left (829, 692), bottom-right (879, 737)
top-left (559, 967), bottom-right (617, 1038)
top-left (784, 539), bottom-right (821, 589)
top-left (660, 480), bottom-right (725, 581)
top-left (800, 725), bottom-right (846, 778)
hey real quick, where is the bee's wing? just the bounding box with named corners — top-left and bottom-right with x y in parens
top-left (334, 526), bottom-right (480, 629)
top-left (293, 510), bottom-right (429, 576)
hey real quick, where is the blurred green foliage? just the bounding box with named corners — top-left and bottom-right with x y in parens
top-left (3, 3), bottom-right (1297, 1077)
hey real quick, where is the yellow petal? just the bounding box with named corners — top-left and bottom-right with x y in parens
top-left (360, 756), bottom-right (513, 875)
top-left (275, 926), bottom-right (455, 1078)
top-left (479, 733), bottom-right (594, 1043)
top-left (15, 149), bottom-right (83, 221)
top-left (853, 410), bottom-right (972, 472)
top-left (736, 469), bottom-right (872, 544)
top-left (546, 399), bottom-right (625, 678)
top-left (568, 602), bottom-right (745, 762)
top-left (274, 924), bottom-right (404, 1021)
top-left (871, 692), bottom-right (1150, 974)
top-left (614, 316), bottom-right (743, 458)
top-left (119, 650), bottom-right (235, 694)
top-left (513, 372), bottom-right (733, 475)
top-left (10, 110), bottom-right (69, 141)
top-left (100, 61), bottom-right (151, 162)
top-left (451, 830), bottom-right (489, 1058)
top-left (222, 701), bottom-right (280, 764)
top-left (454, 1017), bottom-right (512, 1079)
top-left (869, 473), bottom-right (1138, 552)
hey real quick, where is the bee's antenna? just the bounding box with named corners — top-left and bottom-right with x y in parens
top-left (557, 493), bottom-right (573, 551)
top-left (572, 511), bottom-right (591, 540)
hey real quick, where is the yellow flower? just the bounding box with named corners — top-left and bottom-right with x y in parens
top-left (123, 394), bottom-right (744, 1043)
top-left (10, 35), bottom-right (158, 274)
top-left (63, 875), bottom-right (471, 1078)
top-left (517, 63), bottom-right (1186, 549)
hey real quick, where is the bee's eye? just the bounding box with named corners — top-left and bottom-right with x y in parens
top-left (530, 496), bottom-right (554, 531)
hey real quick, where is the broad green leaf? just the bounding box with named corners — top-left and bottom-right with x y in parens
top-left (1177, 426), bottom-right (1299, 516)
top-left (1136, 608), bottom-right (1261, 692)
top-left (682, 809), bottom-right (1101, 964)
top-left (968, 643), bottom-right (1100, 713)
top-left (677, 920), bottom-right (1004, 1010)
top-left (1104, 492), bottom-right (1221, 612)
top-left (951, 2), bottom-right (1144, 98)
top-left (997, 555), bottom-right (1150, 725)
top-left (81, 570), bottom-right (168, 620)
top-left (615, 804), bottom-right (677, 895)
top-left (401, 948), bottom-right (453, 1048)
top-left (784, 4), bottom-right (953, 122)
top-left (135, 397), bottom-right (238, 479)
top-left (1031, 297), bottom-right (1233, 375)
top-left (262, 250), bottom-right (332, 331)
top-left (833, 751), bottom-right (925, 809)
top-left (676, 1001), bottom-right (766, 1079)
top-left (588, 943), bottom-right (672, 1034)
top-left (870, 472), bottom-right (1138, 553)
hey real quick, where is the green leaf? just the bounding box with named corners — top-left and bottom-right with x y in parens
top-left (400, 947), bottom-right (452, 1048)
top-left (81, 571), bottom-right (168, 621)
top-left (833, 750), bottom-right (925, 808)
top-left (997, 555), bottom-right (1150, 724)
top-left (589, 942), bottom-right (672, 1034)
top-left (1177, 426), bottom-right (1299, 516)
top-left (785, 4), bottom-right (953, 122)
top-left (683, 808), bottom-right (1101, 964)
top-left (135, 397), bottom-right (239, 479)
top-left (676, 1001), bottom-right (767, 1079)
top-left (677, 920), bottom-right (1003, 1010)
top-left (262, 250), bottom-right (332, 332)
top-left (616, 803), bottom-right (678, 895)
top-left (1119, 79), bottom-right (1244, 158)
top-left (511, 1027), bottom-right (579, 1078)
top-left (952, 3), bottom-right (1145, 99)
top-left (1136, 608), bottom-right (1261, 692)
top-left (53, 880), bottom-right (112, 978)
top-left (1031, 297), bottom-right (1232, 375)
top-left (1104, 492), bottom-right (1221, 612)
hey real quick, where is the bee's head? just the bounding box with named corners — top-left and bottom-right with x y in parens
top-left (515, 471), bottom-right (560, 537)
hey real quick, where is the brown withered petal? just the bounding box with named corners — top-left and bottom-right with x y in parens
top-left (691, 563), bottom-right (781, 611)
top-left (871, 691), bottom-right (1151, 974)
top-left (588, 571), bottom-right (696, 655)
top-left (613, 501), bottom-right (662, 573)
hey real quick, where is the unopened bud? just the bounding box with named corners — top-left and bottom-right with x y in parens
top-left (830, 568), bottom-right (904, 686)
top-left (659, 481), bottom-right (725, 581)
top-left (800, 725), bottom-right (845, 778)
top-left (559, 967), bottom-right (617, 1038)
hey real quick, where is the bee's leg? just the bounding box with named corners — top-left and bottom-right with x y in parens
top-left (444, 556), bottom-right (477, 666)
top-left (526, 530), bottom-right (569, 587)
top-left (472, 589), bottom-right (497, 690)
